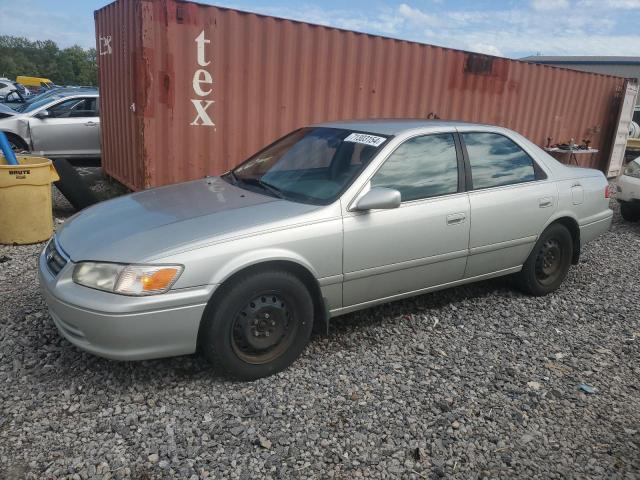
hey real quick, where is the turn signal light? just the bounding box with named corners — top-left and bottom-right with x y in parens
top-left (141, 268), bottom-right (181, 292)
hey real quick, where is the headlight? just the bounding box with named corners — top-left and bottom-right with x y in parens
top-left (72, 262), bottom-right (183, 296)
top-left (624, 160), bottom-right (640, 178)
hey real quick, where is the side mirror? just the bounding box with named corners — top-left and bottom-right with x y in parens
top-left (353, 187), bottom-right (401, 211)
top-left (34, 109), bottom-right (50, 119)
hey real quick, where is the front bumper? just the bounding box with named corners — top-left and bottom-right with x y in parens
top-left (38, 242), bottom-right (216, 360)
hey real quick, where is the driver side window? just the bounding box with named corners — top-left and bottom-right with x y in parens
top-left (371, 133), bottom-right (460, 202)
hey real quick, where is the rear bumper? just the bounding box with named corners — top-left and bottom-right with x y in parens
top-left (38, 245), bottom-right (215, 360)
top-left (579, 210), bottom-right (613, 247)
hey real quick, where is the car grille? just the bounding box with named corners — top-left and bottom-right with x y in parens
top-left (45, 238), bottom-right (68, 276)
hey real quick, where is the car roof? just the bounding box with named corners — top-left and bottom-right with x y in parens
top-left (313, 118), bottom-right (494, 135)
top-left (38, 90), bottom-right (99, 102)
top-left (23, 88), bottom-right (98, 102)
top-left (47, 87), bottom-right (98, 94)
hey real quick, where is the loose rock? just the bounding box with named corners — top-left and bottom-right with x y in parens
top-left (0, 180), bottom-right (638, 478)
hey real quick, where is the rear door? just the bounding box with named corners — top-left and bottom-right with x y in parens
top-left (460, 130), bottom-right (557, 278)
top-left (29, 96), bottom-right (100, 157)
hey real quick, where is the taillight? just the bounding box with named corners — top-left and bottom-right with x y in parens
top-left (605, 185), bottom-right (612, 199)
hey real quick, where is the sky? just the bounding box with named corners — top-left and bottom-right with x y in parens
top-left (1, 0), bottom-right (640, 58)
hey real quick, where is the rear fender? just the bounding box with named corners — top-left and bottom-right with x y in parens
top-left (540, 211), bottom-right (581, 264)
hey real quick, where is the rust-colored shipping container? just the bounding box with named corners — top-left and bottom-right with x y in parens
top-left (95, 0), bottom-right (628, 191)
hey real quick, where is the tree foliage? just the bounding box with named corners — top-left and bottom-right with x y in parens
top-left (0, 36), bottom-right (97, 86)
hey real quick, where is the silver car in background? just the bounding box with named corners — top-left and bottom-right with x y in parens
top-left (38, 120), bottom-right (612, 379)
top-left (0, 89), bottom-right (100, 158)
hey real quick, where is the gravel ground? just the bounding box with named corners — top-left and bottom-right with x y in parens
top-left (0, 174), bottom-right (639, 479)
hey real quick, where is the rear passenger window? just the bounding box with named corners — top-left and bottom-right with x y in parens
top-left (463, 133), bottom-right (536, 189)
top-left (372, 133), bottom-right (459, 202)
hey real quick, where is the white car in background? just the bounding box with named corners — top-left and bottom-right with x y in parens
top-left (617, 156), bottom-right (640, 221)
top-left (0, 79), bottom-right (29, 100)
top-left (0, 90), bottom-right (100, 158)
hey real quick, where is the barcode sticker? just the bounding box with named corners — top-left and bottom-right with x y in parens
top-left (344, 133), bottom-right (386, 147)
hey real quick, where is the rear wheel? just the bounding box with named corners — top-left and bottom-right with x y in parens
top-left (200, 270), bottom-right (314, 380)
top-left (515, 223), bottom-right (573, 296)
top-left (620, 201), bottom-right (640, 222)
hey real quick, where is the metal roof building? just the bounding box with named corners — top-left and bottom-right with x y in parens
top-left (521, 56), bottom-right (640, 105)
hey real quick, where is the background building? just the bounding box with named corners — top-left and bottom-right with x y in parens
top-left (521, 56), bottom-right (640, 106)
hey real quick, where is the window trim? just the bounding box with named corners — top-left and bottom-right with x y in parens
top-left (459, 131), bottom-right (548, 191)
top-left (366, 131), bottom-right (466, 205)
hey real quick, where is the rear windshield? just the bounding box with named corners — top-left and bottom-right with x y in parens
top-left (229, 127), bottom-right (391, 205)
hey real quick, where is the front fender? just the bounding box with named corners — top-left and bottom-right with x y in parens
top-left (209, 247), bottom-right (321, 286)
top-left (0, 118), bottom-right (31, 148)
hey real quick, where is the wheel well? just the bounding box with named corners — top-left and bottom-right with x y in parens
top-left (2, 131), bottom-right (29, 151)
top-left (551, 217), bottom-right (580, 264)
top-left (198, 261), bottom-right (329, 346)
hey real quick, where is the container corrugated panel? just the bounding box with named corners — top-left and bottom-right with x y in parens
top-left (95, 0), bottom-right (146, 189)
top-left (95, 0), bottom-right (627, 191)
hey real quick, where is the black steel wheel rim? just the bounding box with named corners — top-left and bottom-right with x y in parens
top-left (231, 293), bottom-right (297, 364)
top-left (535, 238), bottom-right (563, 286)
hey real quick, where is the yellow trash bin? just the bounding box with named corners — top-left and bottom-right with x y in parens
top-left (0, 155), bottom-right (60, 244)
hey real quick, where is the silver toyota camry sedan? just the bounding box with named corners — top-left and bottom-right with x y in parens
top-left (39, 120), bottom-right (613, 379)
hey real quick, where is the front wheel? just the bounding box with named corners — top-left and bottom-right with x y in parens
top-left (4, 134), bottom-right (27, 153)
top-left (199, 270), bottom-right (314, 380)
top-left (620, 201), bottom-right (640, 222)
top-left (515, 223), bottom-right (573, 296)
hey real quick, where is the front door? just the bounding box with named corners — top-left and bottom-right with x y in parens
top-left (29, 97), bottom-right (100, 157)
top-left (342, 132), bottom-right (470, 307)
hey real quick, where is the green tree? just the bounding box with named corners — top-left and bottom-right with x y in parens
top-left (0, 35), bottom-right (97, 86)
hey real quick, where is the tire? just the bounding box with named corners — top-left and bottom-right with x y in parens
top-left (515, 223), bottom-right (573, 296)
top-left (620, 202), bottom-right (640, 222)
top-left (199, 270), bottom-right (314, 380)
top-left (4, 133), bottom-right (28, 152)
top-left (52, 158), bottom-right (98, 210)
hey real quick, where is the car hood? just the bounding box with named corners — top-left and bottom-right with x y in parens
top-left (57, 177), bottom-right (321, 263)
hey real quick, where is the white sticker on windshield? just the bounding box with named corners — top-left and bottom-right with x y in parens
top-left (344, 133), bottom-right (386, 147)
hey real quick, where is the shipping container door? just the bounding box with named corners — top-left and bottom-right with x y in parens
top-left (95, 0), bottom-right (142, 190)
top-left (607, 81), bottom-right (639, 177)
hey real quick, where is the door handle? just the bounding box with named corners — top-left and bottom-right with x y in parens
top-left (446, 212), bottom-right (466, 225)
top-left (84, 121), bottom-right (98, 127)
top-left (538, 197), bottom-right (553, 208)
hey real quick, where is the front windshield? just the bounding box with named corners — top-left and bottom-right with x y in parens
top-left (230, 127), bottom-right (391, 205)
